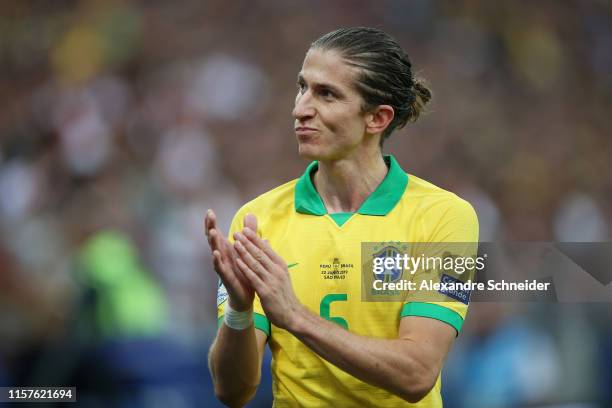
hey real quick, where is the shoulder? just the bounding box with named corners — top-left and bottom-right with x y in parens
top-left (404, 173), bottom-right (478, 223)
top-left (233, 178), bottom-right (298, 220)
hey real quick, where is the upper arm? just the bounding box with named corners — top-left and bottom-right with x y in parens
top-left (398, 315), bottom-right (456, 382)
top-left (398, 195), bottom-right (478, 367)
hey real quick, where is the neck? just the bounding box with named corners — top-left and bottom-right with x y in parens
top-left (313, 150), bottom-right (388, 213)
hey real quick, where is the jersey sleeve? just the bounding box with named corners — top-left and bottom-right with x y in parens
top-left (216, 208), bottom-right (271, 337)
top-left (401, 197), bottom-right (479, 335)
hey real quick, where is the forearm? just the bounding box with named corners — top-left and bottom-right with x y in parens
top-left (288, 307), bottom-right (437, 402)
top-left (208, 322), bottom-right (261, 406)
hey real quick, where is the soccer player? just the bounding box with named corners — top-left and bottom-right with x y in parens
top-left (206, 27), bottom-right (478, 407)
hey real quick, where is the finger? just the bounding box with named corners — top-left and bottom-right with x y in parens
top-left (204, 215), bottom-right (212, 244)
top-left (236, 257), bottom-right (265, 292)
top-left (234, 238), bottom-right (270, 279)
top-left (208, 228), bottom-right (220, 252)
top-left (214, 251), bottom-right (249, 299)
top-left (206, 226), bottom-right (216, 248)
top-left (233, 262), bottom-right (251, 286)
top-left (205, 209), bottom-right (217, 234)
top-left (243, 227), bottom-right (286, 267)
top-left (235, 231), bottom-right (276, 271)
top-left (204, 209), bottom-right (212, 237)
top-left (243, 213), bottom-right (258, 234)
top-left (212, 250), bottom-right (232, 282)
top-left (205, 210), bottom-right (220, 248)
top-left (210, 225), bottom-right (226, 248)
top-left (209, 210), bottom-right (229, 240)
top-left (210, 229), bottom-right (229, 263)
top-left (211, 229), bottom-right (234, 268)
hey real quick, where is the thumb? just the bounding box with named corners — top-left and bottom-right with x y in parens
top-left (243, 213), bottom-right (258, 234)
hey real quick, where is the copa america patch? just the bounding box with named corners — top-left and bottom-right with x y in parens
top-left (217, 280), bottom-right (228, 306)
top-left (438, 274), bottom-right (471, 305)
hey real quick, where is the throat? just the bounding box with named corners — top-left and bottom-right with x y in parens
top-left (314, 156), bottom-right (388, 213)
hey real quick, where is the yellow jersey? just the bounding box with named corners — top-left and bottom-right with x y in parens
top-left (217, 155), bottom-right (479, 407)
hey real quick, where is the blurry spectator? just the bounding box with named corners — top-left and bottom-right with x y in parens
top-left (443, 304), bottom-right (561, 408)
top-left (185, 54), bottom-right (269, 121)
top-left (0, 159), bottom-right (39, 222)
top-left (26, 231), bottom-right (216, 407)
top-left (154, 124), bottom-right (218, 196)
top-left (75, 230), bottom-right (168, 338)
top-left (552, 306), bottom-right (602, 405)
top-left (553, 192), bottom-right (609, 242)
top-left (460, 186), bottom-right (503, 242)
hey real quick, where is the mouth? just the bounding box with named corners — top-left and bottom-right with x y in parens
top-left (295, 127), bottom-right (318, 138)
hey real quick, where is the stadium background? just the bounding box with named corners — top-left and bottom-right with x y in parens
top-left (1, 1), bottom-right (611, 406)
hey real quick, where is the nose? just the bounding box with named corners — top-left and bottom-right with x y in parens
top-left (292, 90), bottom-right (315, 122)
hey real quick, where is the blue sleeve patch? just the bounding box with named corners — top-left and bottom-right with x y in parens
top-left (438, 274), bottom-right (471, 305)
top-left (217, 280), bottom-right (228, 306)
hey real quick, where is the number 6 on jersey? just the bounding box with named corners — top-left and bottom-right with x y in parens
top-left (319, 293), bottom-right (348, 329)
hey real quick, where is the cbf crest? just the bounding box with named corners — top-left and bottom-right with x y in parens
top-left (361, 241), bottom-right (410, 302)
top-left (373, 245), bottom-right (406, 283)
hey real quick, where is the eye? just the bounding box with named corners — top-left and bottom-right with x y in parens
top-left (296, 81), bottom-right (306, 93)
top-left (321, 89), bottom-right (335, 99)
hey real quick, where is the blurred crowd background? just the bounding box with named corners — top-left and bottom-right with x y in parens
top-left (1, 0), bottom-right (611, 407)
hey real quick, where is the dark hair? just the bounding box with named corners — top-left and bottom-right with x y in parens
top-left (311, 27), bottom-right (432, 145)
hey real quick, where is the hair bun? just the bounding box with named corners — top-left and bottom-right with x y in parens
top-left (406, 79), bottom-right (432, 123)
top-left (413, 81), bottom-right (432, 105)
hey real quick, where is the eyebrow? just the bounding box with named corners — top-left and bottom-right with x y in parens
top-left (297, 73), bottom-right (345, 96)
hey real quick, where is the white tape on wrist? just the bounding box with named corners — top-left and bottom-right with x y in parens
top-left (224, 302), bottom-right (253, 330)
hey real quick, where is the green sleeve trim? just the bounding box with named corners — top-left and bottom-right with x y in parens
top-left (254, 313), bottom-right (271, 336)
top-left (217, 312), bottom-right (271, 337)
top-left (400, 302), bottom-right (464, 335)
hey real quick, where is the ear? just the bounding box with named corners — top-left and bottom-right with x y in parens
top-left (364, 105), bottom-right (395, 136)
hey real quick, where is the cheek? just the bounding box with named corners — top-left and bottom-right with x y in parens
top-left (332, 113), bottom-right (365, 143)
top-left (322, 107), bottom-right (362, 133)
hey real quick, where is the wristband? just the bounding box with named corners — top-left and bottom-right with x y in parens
top-left (223, 302), bottom-right (253, 330)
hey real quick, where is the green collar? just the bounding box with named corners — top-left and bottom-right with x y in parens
top-left (295, 155), bottom-right (408, 216)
